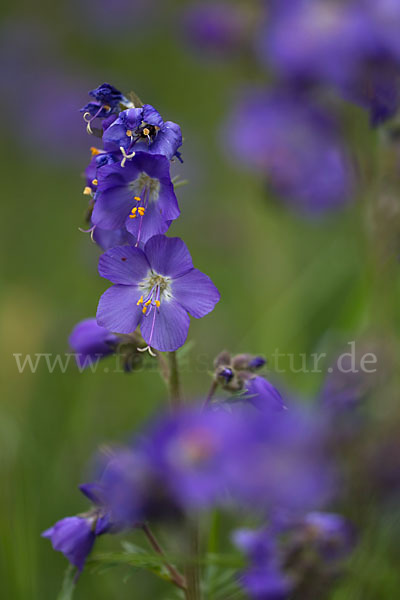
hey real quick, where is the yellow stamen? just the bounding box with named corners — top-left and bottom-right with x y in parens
top-left (92, 179), bottom-right (98, 186)
top-left (155, 300), bottom-right (161, 308)
top-left (103, 104), bottom-right (111, 111)
top-left (83, 186), bottom-right (92, 195)
top-left (138, 207), bottom-right (145, 216)
top-left (134, 196), bottom-right (141, 202)
top-left (145, 299), bottom-right (151, 306)
top-left (143, 127), bottom-right (150, 136)
top-left (129, 213), bottom-right (137, 219)
top-left (126, 129), bottom-right (133, 137)
top-left (142, 306), bottom-right (147, 314)
top-left (90, 146), bottom-right (101, 156)
top-left (137, 296), bottom-right (144, 305)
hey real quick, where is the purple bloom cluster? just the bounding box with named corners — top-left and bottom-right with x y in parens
top-left (225, 90), bottom-right (353, 215)
top-left (234, 511), bottom-right (354, 599)
top-left (259, 0), bottom-right (400, 126)
top-left (76, 83), bottom-right (219, 353)
top-left (42, 399), bottom-right (335, 570)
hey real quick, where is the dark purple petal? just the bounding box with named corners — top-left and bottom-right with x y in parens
top-left (97, 285), bottom-right (143, 334)
top-left (98, 245), bottom-right (150, 285)
top-left (135, 120), bottom-right (182, 160)
top-left (140, 298), bottom-right (190, 352)
top-left (172, 268), bottom-right (220, 318)
top-left (144, 235), bottom-right (194, 278)
top-left (142, 104), bottom-right (164, 128)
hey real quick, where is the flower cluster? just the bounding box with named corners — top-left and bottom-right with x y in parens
top-left (42, 83), bottom-right (357, 600)
top-left (76, 83), bottom-right (219, 355)
top-left (43, 400), bottom-right (336, 574)
top-left (182, 2), bottom-right (400, 216)
top-left (234, 512), bottom-right (355, 599)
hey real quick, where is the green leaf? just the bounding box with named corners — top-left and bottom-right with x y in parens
top-left (56, 565), bottom-right (76, 600)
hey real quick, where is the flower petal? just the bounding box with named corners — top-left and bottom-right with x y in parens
top-left (172, 268), bottom-right (220, 318)
top-left (97, 285), bottom-right (143, 334)
top-left (144, 235), bottom-right (194, 278)
top-left (140, 298), bottom-right (190, 352)
top-left (125, 201), bottom-right (172, 244)
top-left (92, 185), bottom-right (134, 230)
top-left (98, 246), bottom-right (150, 285)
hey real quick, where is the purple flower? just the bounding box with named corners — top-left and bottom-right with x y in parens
top-left (91, 152), bottom-right (180, 245)
top-left (103, 105), bottom-right (182, 161)
top-left (224, 90), bottom-right (353, 215)
top-left (182, 2), bottom-right (248, 57)
top-left (224, 405), bottom-right (335, 512)
top-left (244, 376), bottom-right (286, 412)
top-left (302, 512), bottom-right (355, 561)
top-left (259, 1), bottom-right (371, 88)
top-left (42, 516), bottom-right (96, 571)
top-left (81, 82), bottom-right (130, 132)
top-left (259, 1), bottom-right (400, 125)
top-left (233, 528), bottom-right (291, 600)
top-left (213, 351), bottom-right (285, 412)
top-left (139, 408), bottom-right (234, 510)
top-left (96, 235), bottom-right (220, 352)
top-left (69, 318), bottom-right (120, 368)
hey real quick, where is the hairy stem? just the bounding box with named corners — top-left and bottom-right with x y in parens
top-left (142, 523), bottom-right (186, 591)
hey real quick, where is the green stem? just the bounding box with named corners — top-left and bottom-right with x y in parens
top-left (184, 521), bottom-right (201, 600)
top-left (167, 351), bottom-right (182, 409)
top-left (142, 524), bottom-right (186, 591)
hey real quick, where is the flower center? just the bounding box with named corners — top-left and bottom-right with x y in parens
top-left (136, 272), bottom-right (171, 355)
top-left (137, 272), bottom-right (172, 314)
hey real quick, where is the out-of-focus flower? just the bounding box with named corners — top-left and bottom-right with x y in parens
top-left (92, 152), bottom-right (180, 245)
top-left (182, 2), bottom-right (250, 57)
top-left (259, 0), bottom-right (371, 88)
top-left (301, 512), bottom-right (355, 561)
top-left (96, 235), bottom-right (220, 352)
top-left (213, 350), bottom-right (285, 412)
top-left (259, 0), bottom-right (400, 125)
top-left (225, 405), bottom-right (335, 512)
top-left (80, 401), bottom-right (334, 529)
top-left (233, 511), bottom-right (354, 599)
top-left (234, 528), bottom-right (291, 600)
top-left (224, 90), bottom-right (353, 215)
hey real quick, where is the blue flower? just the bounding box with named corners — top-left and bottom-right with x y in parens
top-left (96, 235), bottom-right (220, 352)
top-left (103, 104), bottom-right (183, 162)
top-left (233, 528), bottom-right (291, 600)
top-left (42, 516), bottom-right (96, 571)
top-left (81, 83), bottom-right (131, 133)
top-left (69, 318), bottom-right (120, 368)
top-left (224, 90), bottom-right (353, 215)
top-left (91, 152), bottom-right (180, 245)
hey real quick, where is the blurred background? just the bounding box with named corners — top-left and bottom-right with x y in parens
top-left (1, 0), bottom-right (400, 598)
